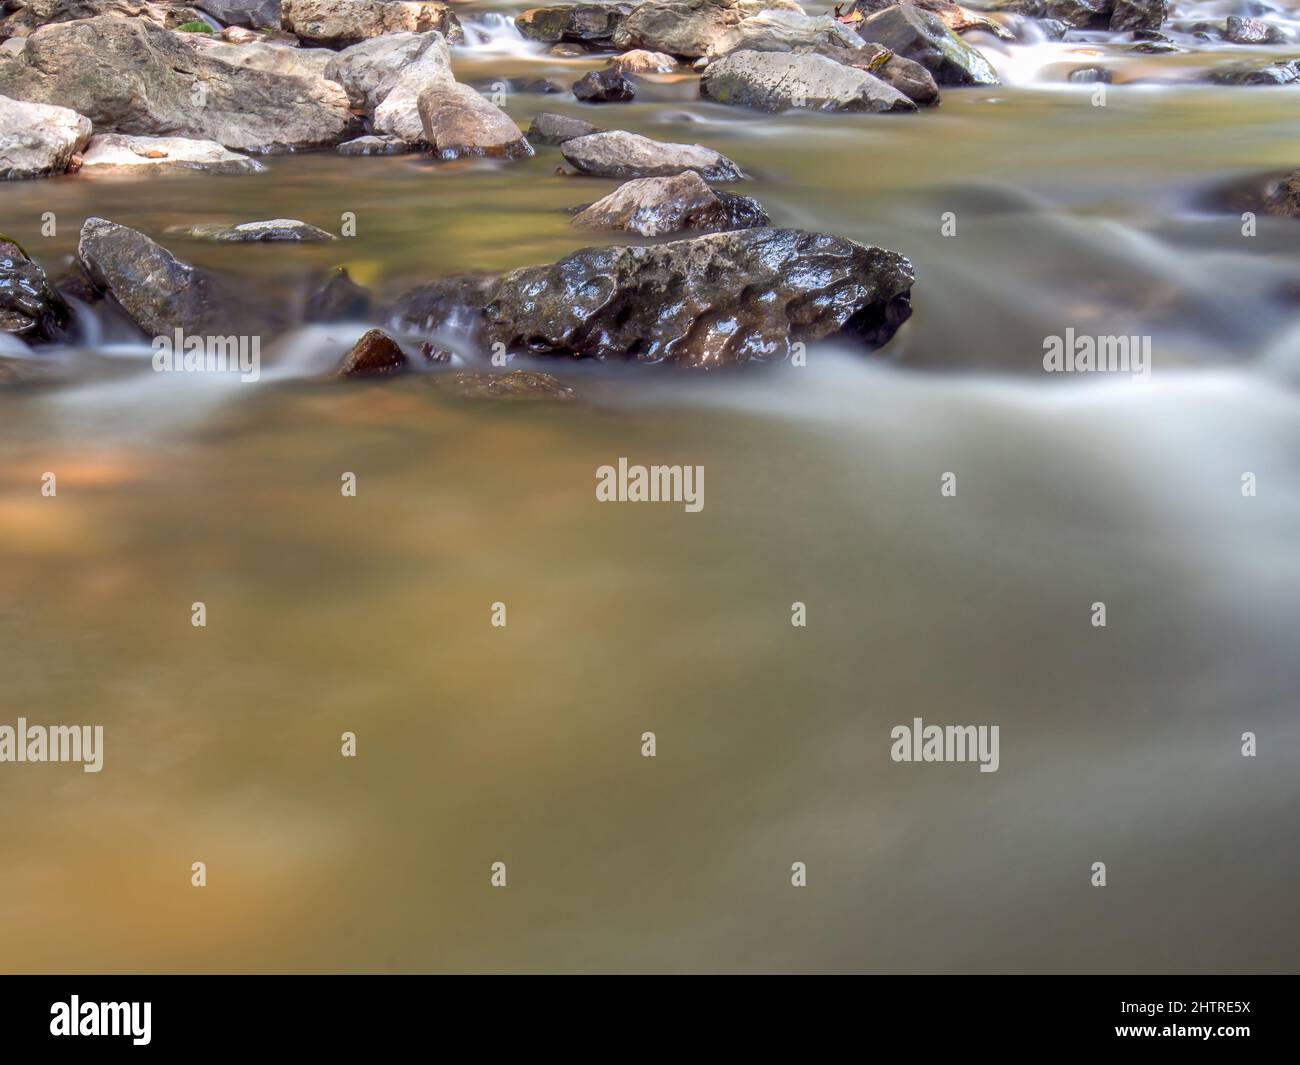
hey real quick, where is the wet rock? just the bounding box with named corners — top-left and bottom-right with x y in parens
top-left (571, 171), bottom-right (769, 235)
top-left (1043, 0), bottom-right (1110, 27)
top-left (510, 77), bottom-right (567, 94)
top-left (417, 82), bottom-right (532, 159)
top-left (0, 16), bottom-right (354, 153)
top-left (1263, 171), bottom-right (1300, 218)
top-left (1067, 66), bottom-right (1111, 83)
top-left (485, 228), bottom-right (914, 367)
top-left (850, 45), bottom-right (941, 105)
top-left (1128, 40), bottom-right (1177, 53)
top-left (561, 130), bottom-right (742, 181)
top-left (429, 370), bottom-right (577, 402)
top-left (608, 49), bottom-right (677, 73)
top-left (705, 9), bottom-right (866, 60)
top-left (335, 328), bottom-right (406, 378)
top-left (307, 266), bottom-right (373, 321)
top-left (516, 4), bottom-right (630, 46)
top-left (550, 42), bottom-right (587, 57)
top-left (337, 134), bottom-right (410, 155)
top-left (325, 31), bottom-right (453, 113)
top-left (171, 219), bottom-right (335, 242)
top-left (573, 69), bottom-right (636, 102)
top-left (418, 340), bottom-right (451, 363)
top-left (282, 0), bottom-right (462, 47)
top-left (0, 235), bottom-right (71, 343)
top-left (1208, 58), bottom-right (1300, 85)
top-left (856, 5), bottom-right (1000, 86)
top-left (1036, 17), bottom-right (1068, 38)
top-left (1109, 0), bottom-right (1164, 30)
top-left (1224, 15), bottom-right (1285, 44)
top-left (80, 133), bottom-right (265, 175)
top-left (849, 0), bottom-right (1011, 39)
top-left (76, 217), bottom-right (264, 337)
top-left (0, 94), bottom-right (91, 180)
top-left (196, 0), bottom-right (279, 28)
top-left (386, 273), bottom-right (499, 336)
top-left (701, 48), bottom-right (916, 113)
top-left (527, 112), bottom-right (605, 145)
top-left (613, 0), bottom-right (804, 60)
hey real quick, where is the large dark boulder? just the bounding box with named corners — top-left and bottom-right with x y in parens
top-left (483, 228), bottom-right (914, 367)
top-left (0, 236), bottom-right (71, 343)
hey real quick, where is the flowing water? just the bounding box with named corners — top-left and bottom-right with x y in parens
top-left (1, 3), bottom-right (1298, 972)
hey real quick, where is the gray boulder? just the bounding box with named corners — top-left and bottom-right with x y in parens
top-left (282, 0), bottom-right (462, 47)
top-left (0, 94), bottom-right (91, 179)
top-left (856, 5), bottom-right (1000, 86)
top-left (337, 134), bottom-right (409, 155)
top-left (613, 0), bottom-right (804, 60)
top-left (515, 4), bottom-right (630, 46)
top-left (170, 219), bottom-right (335, 241)
top-left (851, 45), bottom-right (941, 106)
top-left (80, 132), bottom-right (264, 174)
top-left (197, 0), bottom-right (279, 28)
top-left (701, 49), bottom-right (916, 112)
top-left (325, 32), bottom-right (453, 112)
top-left (0, 17), bottom-right (355, 152)
top-left (561, 130), bottom-right (742, 181)
top-left (704, 9), bottom-right (866, 60)
top-left (527, 112), bottom-right (604, 145)
top-left (484, 228), bottom-right (914, 367)
top-left (571, 171), bottom-right (769, 235)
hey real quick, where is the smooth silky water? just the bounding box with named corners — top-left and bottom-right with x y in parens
top-left (0, 4), bottom-right (1297, 971)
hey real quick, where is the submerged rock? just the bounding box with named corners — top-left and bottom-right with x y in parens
top-left (1043, 0), bottom-right (1110, 27)
top-left (561, 130), bottom-right (742, 181)
top-left (0, 94), bottom-right (91, 180)
top-left (527, 112), bottom-right (605, 145)
top-left (1208, 58), bottom-right (1300, 85)
top-left (608, 49), bottom-right (677, 74)
top-left (701, 49), bottom-right (916, 113)
top-left (0, 236), bottom-right (71, 343)
top-left (307, 267), bottom-right (373, 322)
top-left (571, 171), bottom-right (769, 235)
top-left (0, 17), bottom-right (354, 153)
top-left (856, 5), bottom-right (1000, 86)
top-left (80, 133), bottom-right (264, 175)
top-left (429, 370), bottom-right (577, 401)
top-left (386, 273), bottom-right (499, 336)
top-left (336, 328), bottom-right (407, 378)
top-left (337, 134), bottom-right (410, 156)
top-left (573, 69), bottom-right (637, 102)
top-left (1224, 15), bottom-right (1285, 44)
top-left (76, 217), bottom-right (267, 337)
top-left (1263, 171), bottom-right (1300, 218)
top-left (171, 219), bottom-right (336, 242)
top-left (282, 0), bottom-right (462, 47)
top-left (417, 82), bottom-right (532, 159)
top-left (484, 228), bottom-right (914, 367)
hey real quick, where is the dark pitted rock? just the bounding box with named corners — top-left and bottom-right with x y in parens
top-left (849, 45), bottom-right (941, 106)
top-left (701, 49), bottom-right (916, 112)
top-left (417, 83), bottom-right (532, 159)
top-left (561, 130), bottom-right (742, 181)
top-left (429, 370), bottom-right (577, 401)
top-left (418, 340), bottom-right (452, 363)
top-left (527, 112), bottom-right (605, 145)
top-left (613, 0), bottom-right (804, 60)
top-left (516, 3), bottom-right (630, 46)
top-left (196, 0), bottom-right (279, 28)
top-left (283, 0), bottom-right (462, 46)
top-left (337, 134), bottom-right (410, 156)
top-left (0, 235), bottom-right (71, 343)
top-left (856, 5), bottom-right (1000, 86)
top-left (1208, 58), bottom-right (1300, 85)
top-left (571, 171), bottom-right (769, 235)
top-left (0, 95), bottom-right (91, 180)
top-left (76, 217), bottom-right (271, 337)
top-left (1109, 0), bottom-right (1164, 30)
top-left (336, 328), bottom-right (406, 378)
top-left (1043, 0), bottom-right (1110, 27)
top-left (170, 219), bottom-right (336, 242)
top-left (484, 228), bottom-right (914, 367)
top-left (1224, 15), bottom-right (1285, 44)
top-left (0, 16), bottom-right (354, 153)
top-left (573, 69), bottom-right (636, 102)
top-left (307, 267), bottom-right (373, 322)
top-left (608, 49), bottom-right (677, 73)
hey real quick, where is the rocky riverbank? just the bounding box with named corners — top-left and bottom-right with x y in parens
top-left (3, 0), bottom-right (1300, 383)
